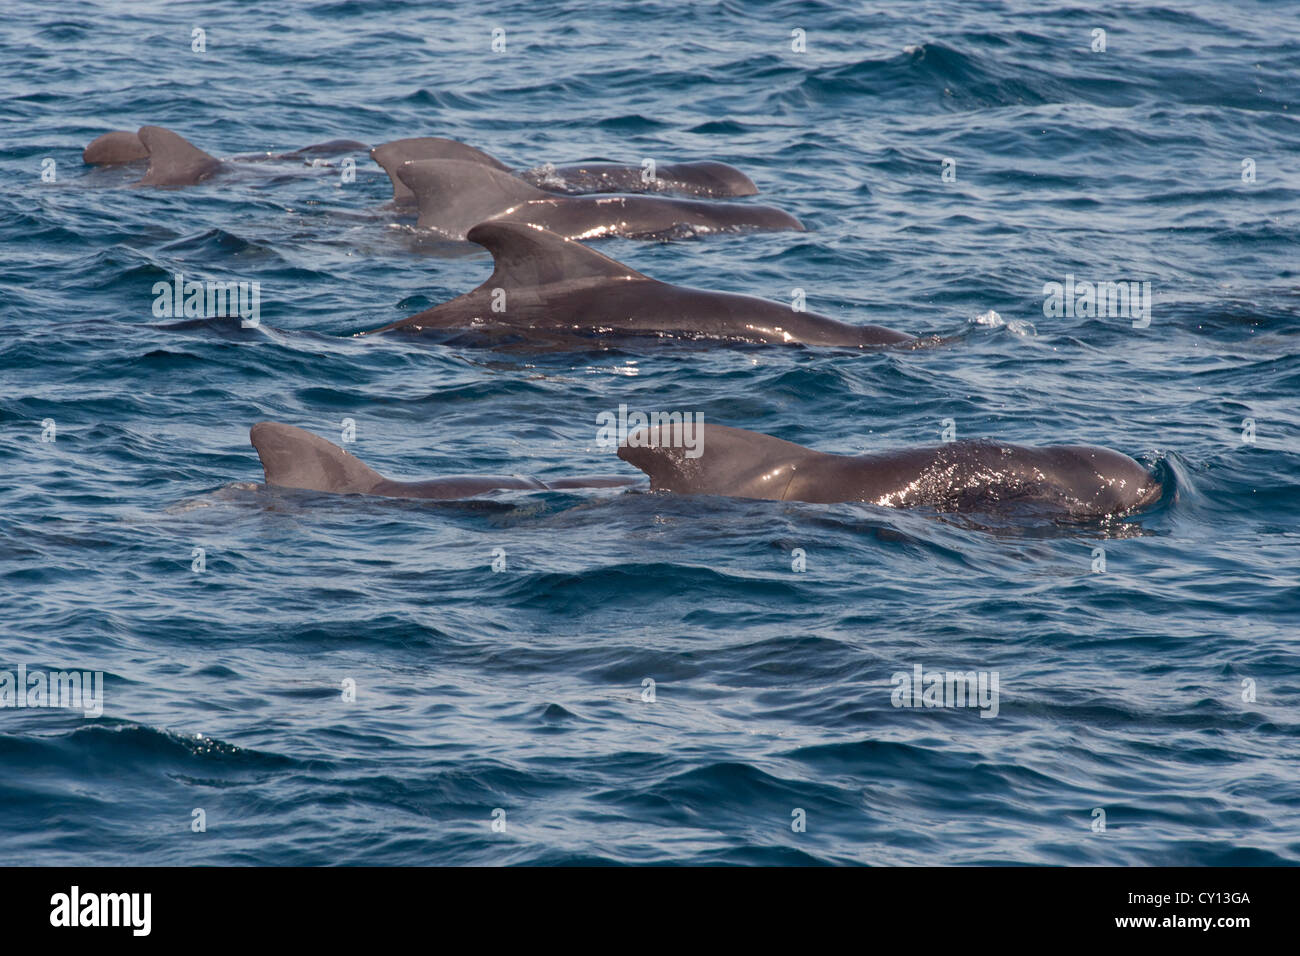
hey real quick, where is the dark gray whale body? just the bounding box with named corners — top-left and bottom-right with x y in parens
top-left (83, 126), bottom-right (369, 186)
top-left (360, 222), bottom-right (909, 346)
top-left (394, 159), bottom-right (802, 240)
top-left (619, 423), bottom-right (1162, 518)
top-left (250, 422), bottom-right (637, 499)
top-left (371, 137), bottom-right (757, 202)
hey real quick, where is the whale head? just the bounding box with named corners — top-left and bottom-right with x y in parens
top-left (664, 161), bottom-right (758, 197)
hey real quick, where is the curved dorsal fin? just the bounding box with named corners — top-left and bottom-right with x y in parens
top-left (466, 221), bottom-right (650, 288)
top-left (137, 126), bottom-right (222, 186)
top-left (250, 423), bottom-right (386, 495)
top-left (394, 159), bottom-right (548, 238)
top-left (371, 138), bottom-right (510, 202)
top-left (84, 130), bottom-right (150, 165)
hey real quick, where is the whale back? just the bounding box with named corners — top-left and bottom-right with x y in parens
top-left (396, 159), bottom-right (549, 237)
top-left (277, 139), bottom-right (369, 158)
top-left (517, 160), bottom-right (758, 198)
top-left (137, 126), bottom-right (222, 186)
top-left (619, 423), bottom-right (821, 500)
top-left (250, 422), bottom-right (385, 495)
top-left (371, 138), bottom-right (510, 202)
top-left (363, 222), bottom-right (654, 334)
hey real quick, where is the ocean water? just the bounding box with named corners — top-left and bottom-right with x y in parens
top-left (1, 0), bottom-right (1297, 865)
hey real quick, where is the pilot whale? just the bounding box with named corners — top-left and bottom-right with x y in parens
top-left (618, 423), bottom-right (1162, 518)
top-left (393, 159), bottom-right (803, 240)
top-left (358, 221), bottom-right (912, 346)
top-left (250, 422), bottom-right (637, 499)
top-left (371, 137), bottom-right (758, 203)
top-left (83, 126), bottom-right (369, 186)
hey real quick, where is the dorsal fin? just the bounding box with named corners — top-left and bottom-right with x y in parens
top-left (395, 159), bottom-right (548, 238)
top-left (618, 423), bottom-right (817, 500)
top-left (84, 130), bottom-right (149, 165)
top-left (466, 222), bottom-right (650, 288)
top-left (371, 138), bottom-right (510, 202)
top-left (137, 126), bottom-right (222, 186)
top-left (250, 423), bottom-right (386, 495)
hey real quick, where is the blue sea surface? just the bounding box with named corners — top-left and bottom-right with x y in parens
top-left (1, 0), bottom-right (1297, 865)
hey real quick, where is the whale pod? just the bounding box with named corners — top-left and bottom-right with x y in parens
top-left (393, 159), bottom-right (802, 240)
top-left (370, 136), bottom-right (757, 202)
